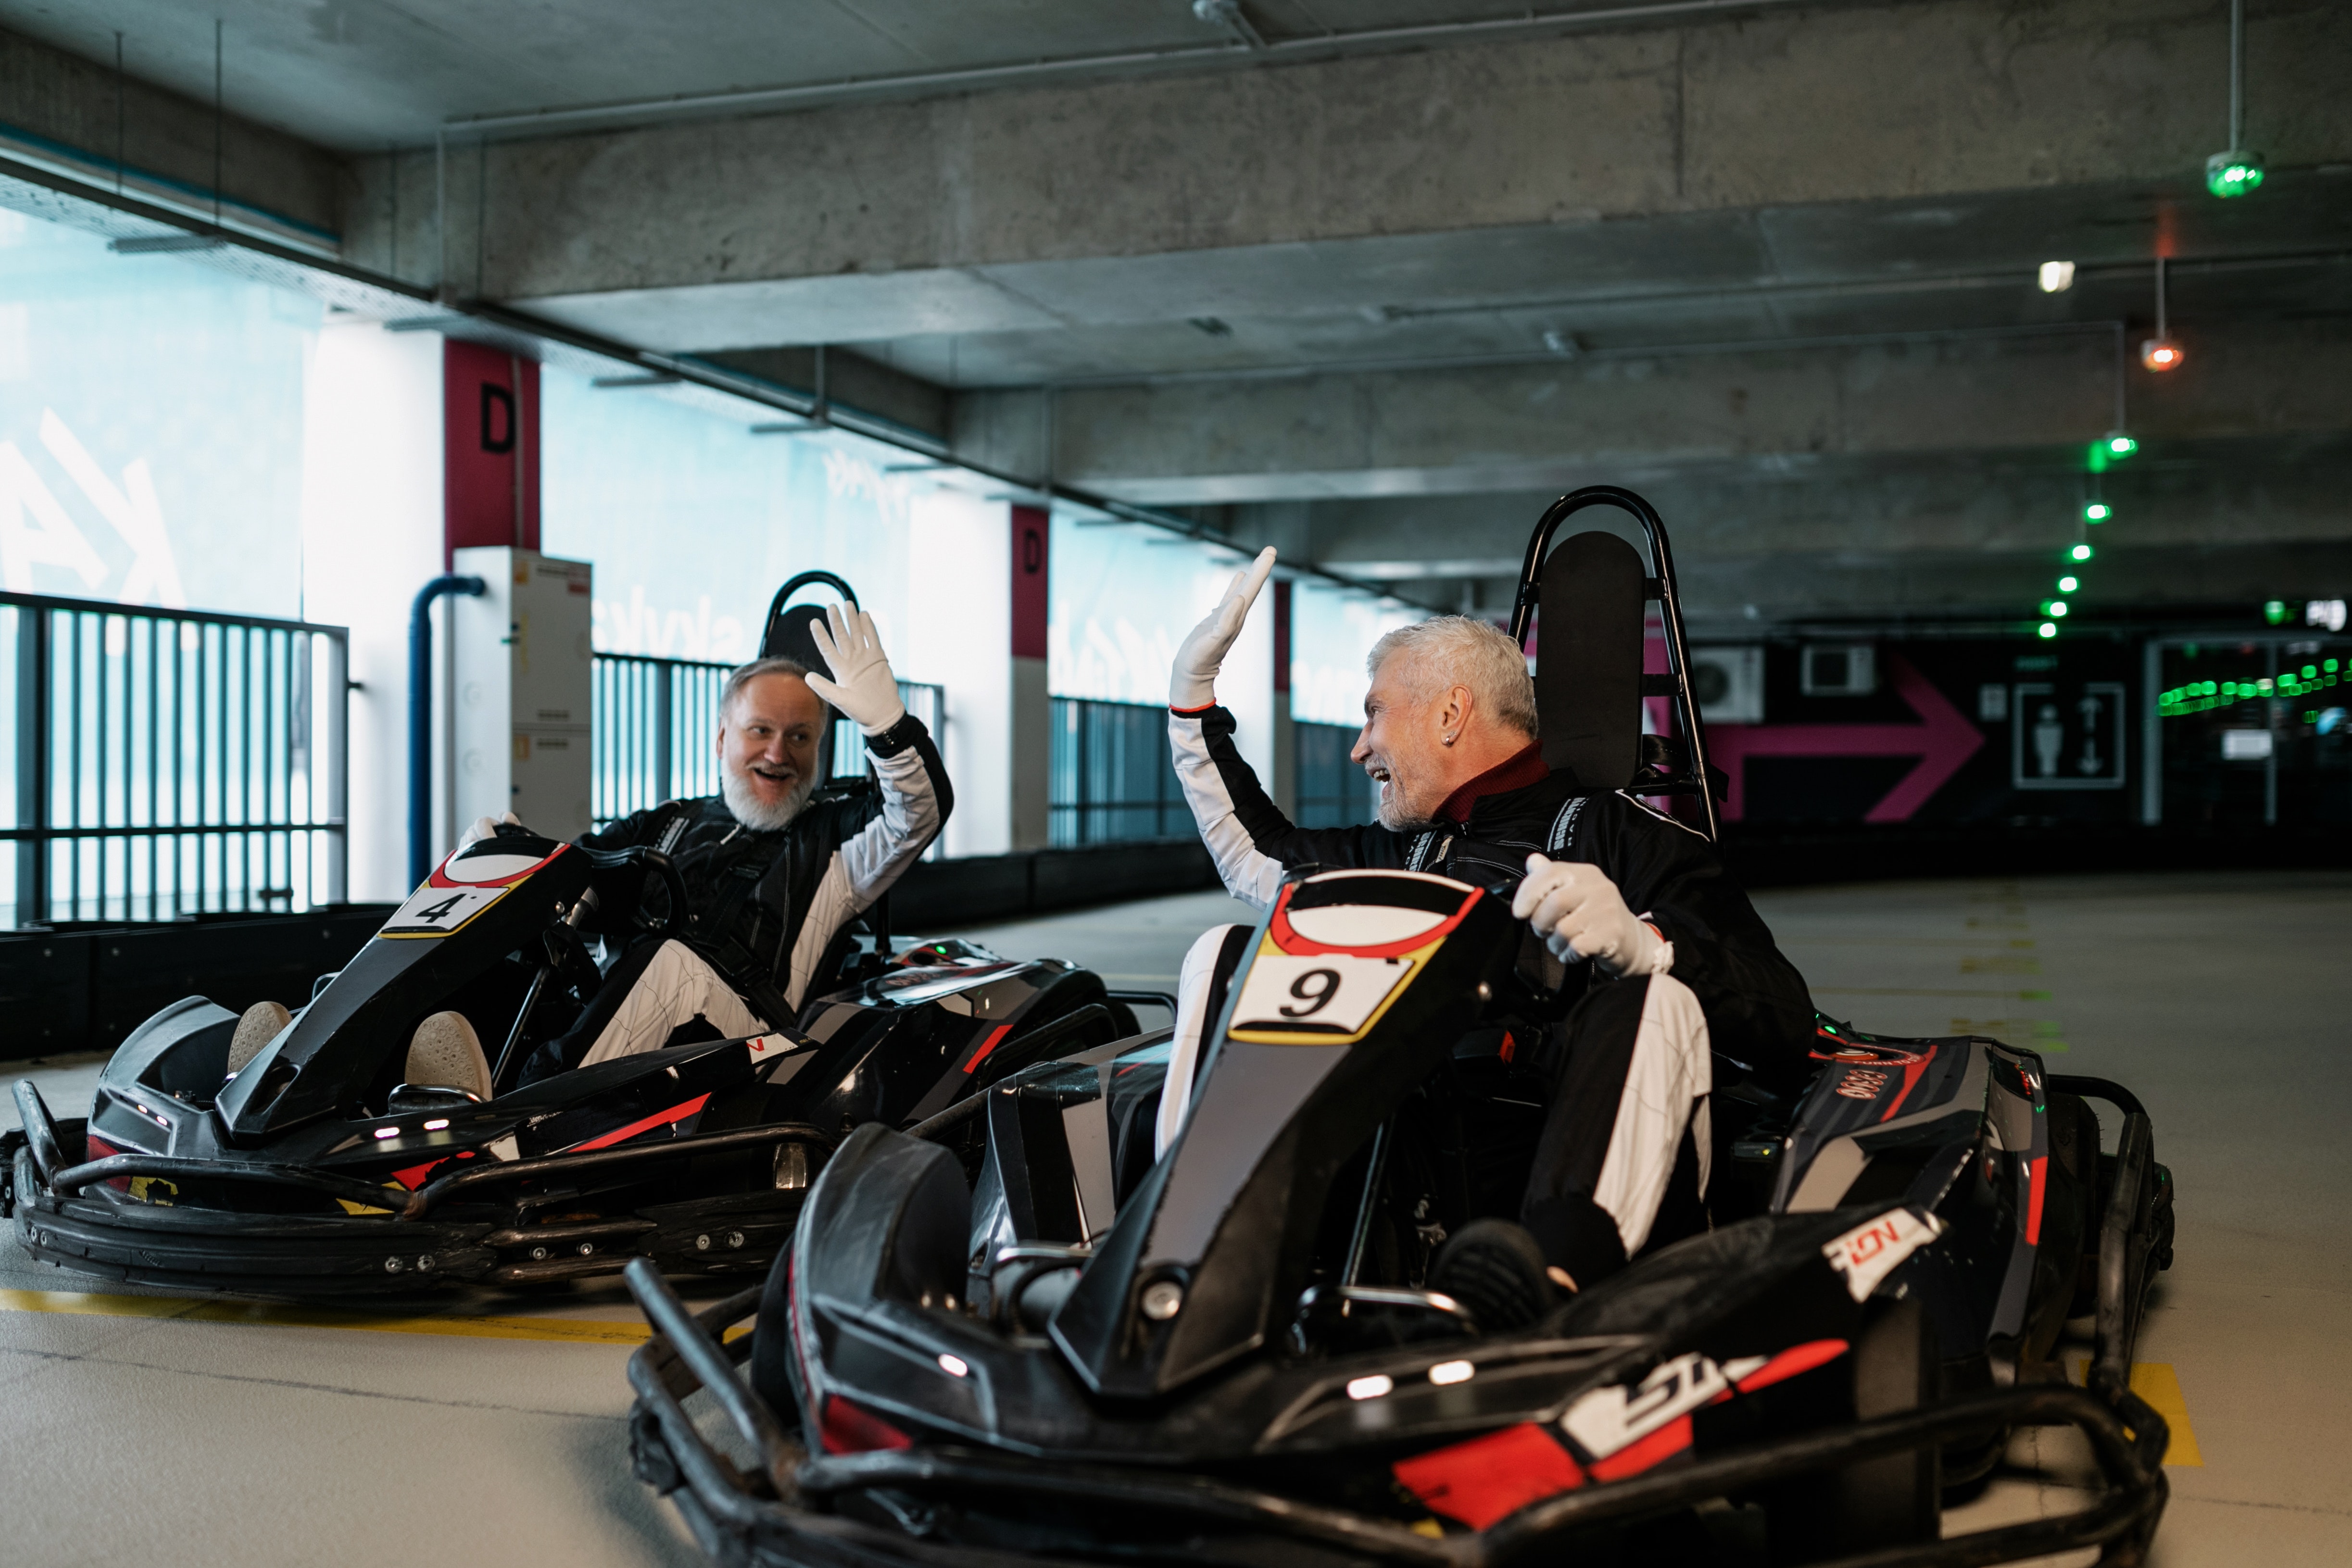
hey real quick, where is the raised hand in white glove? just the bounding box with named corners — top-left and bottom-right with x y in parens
top-left (805, 602), bottom-right (907, 735)
top-left (1511, 853), bottom-right (1673, 978)
top-left (458, 811), bottom-right (520, 850)
top-left (1170, 546), bottom-right (1278, 710)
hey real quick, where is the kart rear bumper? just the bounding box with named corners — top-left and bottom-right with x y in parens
top-left (623, 1264), bottom-right (2171, 1568)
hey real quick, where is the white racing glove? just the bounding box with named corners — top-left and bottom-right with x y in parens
top-left (1512, 853), bottom-right (1673, 978)
top-left (457, 811), bottom-right (520, 850)
top-left (805, 602), bottom-right (907, 735)
top-left (1170, 546), bottom-right (1278, 710)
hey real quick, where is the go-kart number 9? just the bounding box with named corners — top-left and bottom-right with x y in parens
top-left (1231, 953), bottom-right (1415, 1038)
top-left (382, 883), bottom-right (506, 936)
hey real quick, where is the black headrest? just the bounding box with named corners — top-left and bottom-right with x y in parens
top-left (759, 570), bottom-right (859, 667)
top-left (1533, 530), bottom-right (1646, 790)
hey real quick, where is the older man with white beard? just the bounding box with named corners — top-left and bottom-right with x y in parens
top-left (481, 603), bottom-right (950, 1082)
top-left (1161, 551), bottom-right (1812, 1327)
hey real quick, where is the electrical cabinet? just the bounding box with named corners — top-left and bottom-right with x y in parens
top-left (452, 547), bottom-right (594, 840)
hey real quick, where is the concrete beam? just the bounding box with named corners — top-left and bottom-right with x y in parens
top-left (960, 321), bottom-right (2352, 503)
top-left (342, 0), bottom-right (2352, 340)
top-left (0, 25), bottom-right (347, 245)
top-left (1246, 434), bottom-right (2352, 622)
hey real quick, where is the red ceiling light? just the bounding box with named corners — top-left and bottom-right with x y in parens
top-left (2139, 257), bottom-right (2184, 373)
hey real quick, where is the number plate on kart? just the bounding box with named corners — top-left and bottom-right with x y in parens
top-left (380, 884), bottom-right (509, 938)
top-left (1228, 953), bottom-right (1418, 1044)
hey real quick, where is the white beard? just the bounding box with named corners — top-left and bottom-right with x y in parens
top-left (721, 762), bottom-right (816, 832)
top-left (1371, 759), bottom-right (1438, 831)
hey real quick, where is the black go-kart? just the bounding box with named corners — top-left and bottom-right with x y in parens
top-left (2, 575), bottom-right (1145, 1298)
top-left (621, 490), bottom-right (2178, 1568)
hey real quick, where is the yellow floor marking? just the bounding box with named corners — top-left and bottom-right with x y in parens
top-left (1811, 987), bottom-right (2053, 1001)
top-left (2066, 1357), bottom-right (2203, 1466)
top-left (0, 1288), bottom-right (653, 1345)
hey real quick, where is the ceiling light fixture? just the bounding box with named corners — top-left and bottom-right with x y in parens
top-left (2038, 261), bottom-right (2076, 293)
top-left (2071, 543), bottom-right (2095, 562)
top-left (2038, 621), bottom-right (2060, 640)
top-left (2206, 0), bottom-right (2264, 198)
top-left (2084, 502), bottom-right (2112, 523)
top-left (2059, 576), bottom-right (2080, 592)
top-left (2140, 257), bottom-right (2184, 372)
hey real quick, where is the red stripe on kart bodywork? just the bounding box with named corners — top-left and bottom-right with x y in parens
top-left (1393, 1421), bottom-right (1585, 1529)
top-left (84, 1135), bottom-right (129, 1191)
top-left (1268, 883), bottom-right (1481, 959)
top-left (1880, 1044), bottom-right (1937, 1123)
top-left (819, 1395), bottom-right (912, 1455)
top-left (569, 1093), bottom-right (711, 1152)
top-left (1730, 1338), bottom-right (1850, 1395)
top-left (962, 1023), bottom-right (1016, 1075)
top-left (2025, 1154), bottom-right (2048, 1246)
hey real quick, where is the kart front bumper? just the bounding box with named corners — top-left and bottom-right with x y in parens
top-left (6, 1080), bottom-right (818, 1297)
top-left (623, 1264), bottom-right (2172, 1568)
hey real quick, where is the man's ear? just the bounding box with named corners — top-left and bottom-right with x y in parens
top-left (1443, 683), bottom-right (1478, 736)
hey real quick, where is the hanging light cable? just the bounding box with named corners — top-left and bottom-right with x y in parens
top-left (2207, 0), bottom-right (2264, 197)
top-left (2141, 258), bottom-right (2185, 372)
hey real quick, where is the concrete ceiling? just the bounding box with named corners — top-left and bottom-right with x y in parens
top-left (0, 0), bottom-right (1714, 151)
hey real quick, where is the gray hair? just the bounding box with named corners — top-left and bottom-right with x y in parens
top-left (721, 655), bottom-right (814, 718)
top-left (1365, 615), bottom-right (1538, 739)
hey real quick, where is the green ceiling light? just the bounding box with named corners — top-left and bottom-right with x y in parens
top-left (2044, 600), bottom-right (2071, 618)
top-left (2038, 621), bottom-right (2060, 640)
top-left (2207, 1), bottom-right (2263, 199)
top-left (2265, 600), bottom-right (2290, 625)
top-left (2085, 502), bottom-right (2112, 523)
top-left (2106, 433), bottom-right (2138, 457)
top-left (2070, 543), bottom-right (2095, 562)
top-left (2059, 575), bottom-right (2080, 592)
top-left (2207, 154), bottom-right (2264, 198)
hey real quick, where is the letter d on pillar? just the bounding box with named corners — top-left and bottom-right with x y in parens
top-left (1010, 505), bottom-right (1051, 851)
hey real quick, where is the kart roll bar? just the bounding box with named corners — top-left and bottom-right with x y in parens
top-left (12, 1079), bottom-right (66, 1183)
top-left (1508, 487), bottom-right (1719, 842)
top-left (625, 1262), bottom-right (2170, 1568)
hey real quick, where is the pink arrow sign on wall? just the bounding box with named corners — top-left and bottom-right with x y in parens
top-left (1705, 652), bottom-right (1985, 823)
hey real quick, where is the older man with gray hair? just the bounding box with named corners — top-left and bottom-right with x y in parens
top-left (1163, 550), bottom-right (1812, 1326)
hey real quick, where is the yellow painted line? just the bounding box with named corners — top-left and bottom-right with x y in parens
top-left (1811, 987), bottom-right (2054, 1001)
top-left (2067, 1357), bottom-right (2203, 1466)
top-left (0, 1288), bottom-right (652, 1345)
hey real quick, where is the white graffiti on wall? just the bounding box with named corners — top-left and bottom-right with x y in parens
top-left (0, 409), bottom-right (186, 607)
top-left (593, 585), bottom-right (748, 662)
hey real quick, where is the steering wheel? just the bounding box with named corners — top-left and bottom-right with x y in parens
top-left (582, 845), bottom-right (691, 940)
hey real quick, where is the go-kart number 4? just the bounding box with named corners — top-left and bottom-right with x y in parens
top-left (382, 883), bottom-right (507, 937)
top-left (1231, 953), bottom-right (1414, 1038)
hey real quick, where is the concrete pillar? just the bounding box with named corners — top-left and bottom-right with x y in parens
top-left (1270, 579), bottom-right (1296, 818)
top-left (1009, 505), bottom-right (1051, 851)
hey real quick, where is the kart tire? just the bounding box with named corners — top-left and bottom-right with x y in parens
top-left (1764, 1298), bottom-right (1939, 1564)
top-left (2048, 1091), bottom-right (2103, 1320)
top-left (748, 1243), bottom-right (803, 1430)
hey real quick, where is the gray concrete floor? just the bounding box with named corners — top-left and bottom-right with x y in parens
top-left (4, 871), bottom-right (2346, 1564)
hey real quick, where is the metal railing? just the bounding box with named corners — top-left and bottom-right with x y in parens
top-left (591, 652), bottom-right (942, 832)
top-left (1049, 697), bottom-right (1190, 847)
top-left (1296, 720), bottom-right (1375, 829)
top-left (3, 592), bottom-right (348, 928)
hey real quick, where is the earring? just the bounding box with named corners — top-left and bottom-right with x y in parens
top-left (1443, 734), bottom-right (1457, 746)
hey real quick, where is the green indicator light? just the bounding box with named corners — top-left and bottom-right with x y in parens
top-left (2222, 682), bottom-right (2237, 696)
top-left (2070, 544), bottom-right (2094, 562)
top-left (2108, 434), bottom-right (2138, 457)
top-left (2201, 682), bottom-right (2216, 696)
top-left (2058, 576), bottom-right (2079, 592)
top-left (2206, 151), bottom-right (2266, 199)
top-left (2085, 502), bottom-right (2112, 523)
top-left (2038, 622), bottom-right (2059, 640)
top-left (2304, 665), bottom-right (2319, 680)
top-left (2265, 600), bottom-right (2290, 625)
top-left (2327, 659), bottom-right (2340, 673)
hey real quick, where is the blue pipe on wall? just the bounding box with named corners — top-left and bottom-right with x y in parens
top-left (410, 573), bottom-right (487, 889)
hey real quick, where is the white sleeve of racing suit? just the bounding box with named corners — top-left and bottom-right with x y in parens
top-left (782, 721), bottom-right (948, 1011)
top-left (1168, 706), bottom-right (1286, 909)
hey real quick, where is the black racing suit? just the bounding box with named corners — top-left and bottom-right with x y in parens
top-left (1168, 703), bottom-right (1813, 1284)
top-left (531, 713), bottom-right (950, 1075)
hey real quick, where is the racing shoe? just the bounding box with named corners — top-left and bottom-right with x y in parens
top-left (225, 1000), bottom-right (292, 1077)
top-left (1427, 1217), bottom-right (1558, 1334)
top-left (402, 1011), bottom-right (494, 1103)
